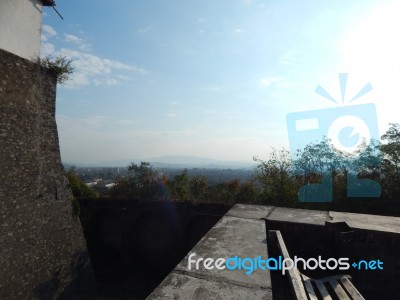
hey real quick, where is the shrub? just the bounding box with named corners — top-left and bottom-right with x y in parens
top-left (39, 55), bottom-right (74, 84)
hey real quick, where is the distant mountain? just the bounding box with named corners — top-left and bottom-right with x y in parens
top-left (147, 155), bottom-right (255, 168)
top-left (63, 155), bottom-right (257, 169)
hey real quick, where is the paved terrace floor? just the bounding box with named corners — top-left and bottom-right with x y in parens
top-left (146, 204), bottom-right (400, 299)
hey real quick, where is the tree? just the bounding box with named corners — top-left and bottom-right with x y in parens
top-left (351, 139), bottom-right (381, 176)
top-left (293, 137), bottom-right (345, 180)
top-left (235, 182), bottom-right (260, 204)
top-left (166, 170), bottom-right (190, 201)
top-left (207, 180), bottom-right (239, 204)
top-left (111, 162), bottom-right (165, 199)
top-left (189, 176), bottom-right (208, 202)
top-left (293, 134), bottom-right (386, 202)
top-left (381, 123), bottom-right (400, 199)
top-left (254, 148), bottom-right (299, 205)
top-left (292, 138), bottom-right (348, 202)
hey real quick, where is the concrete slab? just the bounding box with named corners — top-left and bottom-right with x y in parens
top-left (147, 272), bottom-right (272, 300)
top-left (147, 212), bottom-right (272, 299)
top-left (264, 206), bottom-right (400, 234)
top-left (175, 215), bottom-right (270, 288)
top-left (265, 206), bottom-right (331, 226)
top-left (226, 204), bottom-right (274, 220)
top-left (330, 211), bottom-right (400, 234)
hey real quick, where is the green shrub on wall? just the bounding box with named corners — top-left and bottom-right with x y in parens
top-left (38, 55), bottom-right (74, 85)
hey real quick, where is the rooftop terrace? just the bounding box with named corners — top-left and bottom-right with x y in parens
top-left (147, 204), bottom-right (400, 299)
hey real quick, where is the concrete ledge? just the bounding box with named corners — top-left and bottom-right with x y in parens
top-left (329, 211), bottom-right (400, 234)
top-left (264, 206), bottom-right (400, 234)
top-left (175, 216), bottom-right (270, 288)
top-left (147, 272), bottom-right (272, 300)
top-left (147, 205), bottom-right (272, 299)
top-left (225, 204), bottom-right (274, 220)
top-left (266, 206), bottom-right (331, 226)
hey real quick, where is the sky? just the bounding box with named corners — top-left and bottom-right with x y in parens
top-left (40, 0), bottom-right (400, 165)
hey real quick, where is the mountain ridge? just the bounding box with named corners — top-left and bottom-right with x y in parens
top-left (63, 155), bottom-right (257, 169)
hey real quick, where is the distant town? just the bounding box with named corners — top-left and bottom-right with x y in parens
top-left (66, 163), bottom-right (256, 194)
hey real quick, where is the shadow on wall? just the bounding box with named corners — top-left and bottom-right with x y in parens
top-left (79, 199), bottom-right (230, 299)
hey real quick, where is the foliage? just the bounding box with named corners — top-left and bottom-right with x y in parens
top-left (380, 123), bottom-right (400, 199)
top-left (166, 170), bottom-right (191, 201)
top-left (293, 137), bottom-right (346, 176)
top-left (249, 124), bottom-right (400, 212)
top-left (254, 148), bottom-right (299, 205)
top-left (66, 167), bottom-right (99, 199)
top-left (209, 180), bottom-right (239, 204)
top-left (381, 123), bottom-right (400, 176)
top-left (351, 139), bottom-right (381, 175)
top-left (110, 162), bottom-right (259, 204)
top-left (39, 55), bottom-right (74, 84)
top-left (235, 182), bottom-right (260, 204)
top-left (189, 176), bottom-right (208, 201)
top-left (111, 162), bottom-right (166, 199)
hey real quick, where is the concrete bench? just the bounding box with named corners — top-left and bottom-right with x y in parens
top-left (268, 230), bottom-right (365, 300)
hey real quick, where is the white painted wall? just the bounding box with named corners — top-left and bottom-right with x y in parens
top-left (0, 0), bottom-right (43, 61)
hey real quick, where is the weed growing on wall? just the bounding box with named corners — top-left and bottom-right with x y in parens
top-left (38, 55), bottom-right (74, 85)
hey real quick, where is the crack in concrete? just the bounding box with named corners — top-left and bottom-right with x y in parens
top-left (172, 269), bottom-right (272, 291)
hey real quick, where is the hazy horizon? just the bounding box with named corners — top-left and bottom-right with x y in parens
top-left (63, 154), bottom-right (258, 168)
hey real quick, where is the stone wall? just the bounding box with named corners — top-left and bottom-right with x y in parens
top-left (0, 49), bottom-right (93, 299)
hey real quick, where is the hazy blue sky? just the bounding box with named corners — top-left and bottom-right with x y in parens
top-left (41, 0), bottom-right (400, 164)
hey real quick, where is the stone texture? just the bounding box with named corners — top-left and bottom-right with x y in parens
top-left (0, 49), bottom-right (93, 299)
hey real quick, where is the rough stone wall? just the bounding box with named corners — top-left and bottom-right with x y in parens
top-left (0, 49), bottom-right (92, 299)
